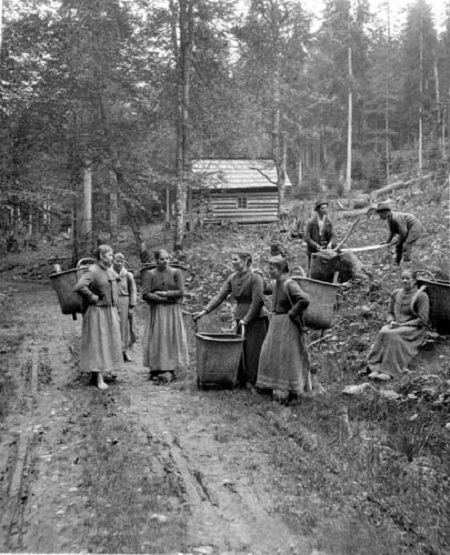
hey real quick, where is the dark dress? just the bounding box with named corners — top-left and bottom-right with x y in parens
top-left (74, 263), bottom-right (122, 375)
top-left (256, 278), bottom-right (311, 394)
top-left (142, 267), bottom-right (188, 374)
top-left (205, 270), bottom-right (268, 385)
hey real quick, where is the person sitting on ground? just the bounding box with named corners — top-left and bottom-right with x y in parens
top-left (376, 201), bottom-right (424, 267)
top-left (366, 269), bottom-right (430, 382)
top-left (142, 249), bottom-right (188, 384)
top-left (112, 252), bottom-right (137, 363)
top-left (304, 200), bottom-right (337, 269)
top-left (256, 255), bottom-right (311, 402)
top-left (74, 245), bottom-right (122, 390)
top-left (193, 251), bottom-right (269, 389)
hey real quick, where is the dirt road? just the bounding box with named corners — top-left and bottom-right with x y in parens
top-left (2, 279), bottom-right (448, 555)
top-left (0, 280), bottom-right (316, 554)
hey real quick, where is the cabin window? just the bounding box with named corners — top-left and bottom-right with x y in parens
top-left (237, 196), bottom-right (248, 209)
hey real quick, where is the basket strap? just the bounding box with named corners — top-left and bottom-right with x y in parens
top-left (285, 279), bottom-right (305, 333)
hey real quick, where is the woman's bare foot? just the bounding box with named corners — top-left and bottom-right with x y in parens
top-left (97, 373), bottom-right (109, 390)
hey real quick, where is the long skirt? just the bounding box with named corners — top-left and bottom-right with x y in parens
top-left (80, 305), bottom-right (122, 374)
top-left (142, 303), bottom-right (188, 373)
top-left (117, 296), bottom-right (136, 351)
top-left (367, 324), bottom-right (427, 377)
top-left (237, 317), bottom-right (269, 385)
top-left (256, 314), bottom-right (311, 394)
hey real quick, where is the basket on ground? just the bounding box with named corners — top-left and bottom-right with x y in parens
top-left (417, 271), bottom-right (450, 335)
top-left (196, 333), bottom-right (243, 389)
top-left (289, 267), bottom-right (339, 330)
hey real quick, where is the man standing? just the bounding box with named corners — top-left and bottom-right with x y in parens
top-left (304, 200), bottom-right (337, 268)
top-left (376, 201), bottom-right (423, 266)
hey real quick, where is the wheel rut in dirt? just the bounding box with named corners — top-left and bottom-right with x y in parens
top-left (122, 376), bottom-right (309, 554)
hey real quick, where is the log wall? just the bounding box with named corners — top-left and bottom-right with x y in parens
top-left (193, 190), bottom-right (279, 224)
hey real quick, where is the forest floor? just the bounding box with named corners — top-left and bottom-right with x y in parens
top-left (0, 176), bottom-right (449, 555)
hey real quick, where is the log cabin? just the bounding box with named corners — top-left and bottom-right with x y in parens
top-left (191, 159), bottom-right (292, 225)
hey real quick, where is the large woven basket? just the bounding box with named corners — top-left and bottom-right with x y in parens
top-left (196, 333), bottom-right (243, 389)
top-left (417, 271), bottom-right (450, 335)
top-left (50, 258), bottom-right (95, 318)
top-left (50, 268), bottom-right (82, 315)
top-left (290, 267), bottom-right (339, 330)
top-left (139, 262), bottom-right (187, 283)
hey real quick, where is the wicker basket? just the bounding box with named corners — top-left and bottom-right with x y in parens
top-left (139, 262), bottom-right (187, 283)
top-left (50, 258), bottom-right (96, 318)
top-left (196, 333), bottom-right (243, 389)
top-left (417, 271), bottom-right (450, 335)
top-left (50, 268), bottom-right (82, 316)
top-left (289, 267), bottom-right (339, 330)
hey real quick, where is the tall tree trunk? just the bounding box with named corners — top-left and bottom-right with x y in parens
top-left (109, 169), bottom-right (119, 244)
top-left (298, 152), bottom-right (302, 188)
top-left (433, 52), bottom-right (443, 159)
top-left (345, 1), bottom-right (352, 193)
top-left (418, 19), bottom-right (423, 175)
top-left (82, 160), bottom-right (92, 238)
top-left (0, 0), bottom-right (3, 55)
top-left (174, 0), bottom-right (192, 251)
top-left (272, 46), bottom-right (284, 214)
top-left (385, 0), bottom-right (391, 181)
top-left (447, 83), bottom-right (450, 161)
top-left (278, 132), bottom-right (287, 207)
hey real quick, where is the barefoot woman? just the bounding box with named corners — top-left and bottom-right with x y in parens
top-left (74, 245), bottom-right (122, 390)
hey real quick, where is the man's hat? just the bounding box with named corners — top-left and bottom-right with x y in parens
top-left (375, 201), bottom-right (392, 212)
top-left (314, 200), bottom-right (329, 211)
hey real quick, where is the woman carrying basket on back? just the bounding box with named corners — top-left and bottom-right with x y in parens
top-left (193, 251), bottom-right (269, 389)
top-left (256, 255), bottom-right (312, 402)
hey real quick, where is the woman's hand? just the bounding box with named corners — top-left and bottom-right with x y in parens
top-left (389, 320), bottom-right (399, 328)
top-left (192, 310), bottom-right (207, 321)
top-left (91, 294), bottom-right (100, 304)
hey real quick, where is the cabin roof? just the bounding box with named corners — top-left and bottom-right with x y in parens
top-left (191, 159), bottom-right (292, 190)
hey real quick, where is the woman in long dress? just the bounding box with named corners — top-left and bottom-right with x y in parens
top-left (193, 251), bottom-right (269, 388)
top-left (74, 245), bottom-right (122, 390)
top-left (256, 255), bottom-right (311, 401)
top-left (112, 252), bottom-right (137, 362)
top-left (367, 269), bottom-right (429, 381)
top-left (142, 249), bottom-right (188, 383)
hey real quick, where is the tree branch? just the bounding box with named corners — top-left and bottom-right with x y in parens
top-left (249, 166), bottom-right (278, 185)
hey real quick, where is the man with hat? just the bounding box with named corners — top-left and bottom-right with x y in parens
top-left (304, 200), bottom-right (337, 268)
top-left (376, 201), bottom-right (423, 266)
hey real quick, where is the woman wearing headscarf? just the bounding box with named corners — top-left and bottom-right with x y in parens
top-left (366, 269), bottom-right (429, 381)
top-left (193, 251), bottom-right (268, 388)
top-left (142, 249), bottom-right (188, 384)
top-left (256, 255), bottom-right (311, 402)
top-left (74, 245), bottom-right (122, 390)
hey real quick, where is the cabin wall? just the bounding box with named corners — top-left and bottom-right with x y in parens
top-left (193, 189), bottom-right (279, 224)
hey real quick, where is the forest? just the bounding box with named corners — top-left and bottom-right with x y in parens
top-left (0, 0), bottom-right (449, 253)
